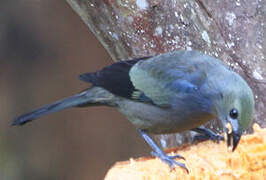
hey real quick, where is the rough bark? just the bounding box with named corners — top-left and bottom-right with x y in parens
top-left (65, 0), bottom-right (265, 146)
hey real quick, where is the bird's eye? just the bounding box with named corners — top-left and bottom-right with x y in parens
top-left (229, 108), bottom-right (238, 119)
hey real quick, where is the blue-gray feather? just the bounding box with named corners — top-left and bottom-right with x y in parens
top-left (129, 51), bottom-right (226, 108)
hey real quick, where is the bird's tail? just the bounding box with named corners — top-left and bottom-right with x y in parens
top-left (12, 87), bottom-right (116, 126)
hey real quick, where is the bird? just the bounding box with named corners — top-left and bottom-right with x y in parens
top-left (12, 50), bottom-right (254, 172)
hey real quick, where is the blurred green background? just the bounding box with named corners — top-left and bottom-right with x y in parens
top-left (0, 1), bottom-right (149, 179)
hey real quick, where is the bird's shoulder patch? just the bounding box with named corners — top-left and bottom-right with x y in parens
top-left (131, 90), bottom-right (155, 104)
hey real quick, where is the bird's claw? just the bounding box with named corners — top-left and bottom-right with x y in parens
top-left (210, 134), bottom-right (224, 142)
top-left (168, 154), bottom-right (186, 160)
top-left (151, 151), bottom-right (188, 173)
top-left (192, 127), bottom-right (224, 143)
top-left (192, 134), bottom-right (224, 143)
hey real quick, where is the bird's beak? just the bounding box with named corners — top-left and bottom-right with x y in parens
top-left (225, 122), bottom-right (242, 151)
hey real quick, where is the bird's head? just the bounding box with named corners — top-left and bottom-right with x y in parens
top-left (214, 72), bottom-right (254, 151)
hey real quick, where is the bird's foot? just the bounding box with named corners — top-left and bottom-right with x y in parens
top-left (192, 127), bottom-right (224, 143)
top-left (137, 129), bottom-right (188, 173)
top-left (151, 151), bottom-right (188, 173)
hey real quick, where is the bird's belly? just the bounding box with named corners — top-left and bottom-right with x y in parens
top-left (117, 99), bottom-right (213, 134)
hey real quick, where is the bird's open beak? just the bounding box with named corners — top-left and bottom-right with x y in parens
top-left (225, 122), bottom-right (242, 151)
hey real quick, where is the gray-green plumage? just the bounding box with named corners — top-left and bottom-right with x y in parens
top-left (125, 51), bottom-right (254, 134)
top-left (13, 50), bottom-right (255, 171)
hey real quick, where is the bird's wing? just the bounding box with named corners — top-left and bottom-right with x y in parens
top-left (79, 57), bottom-right (152, 102)
top-left (129, 51), bottom-right (220, 107)
top-left (80, 51), bottom-right (224, 107)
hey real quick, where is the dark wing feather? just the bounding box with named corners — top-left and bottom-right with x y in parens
top-left (79, 57), bottom-right (151, 99)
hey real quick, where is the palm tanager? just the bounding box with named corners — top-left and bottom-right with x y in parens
top-left (13, 50), bottom-right (255, 172)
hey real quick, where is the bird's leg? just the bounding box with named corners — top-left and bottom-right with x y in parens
top-left (191, 127), bottom-right (224, 143)
top-left (137, 129), bottom-right (188, 172)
